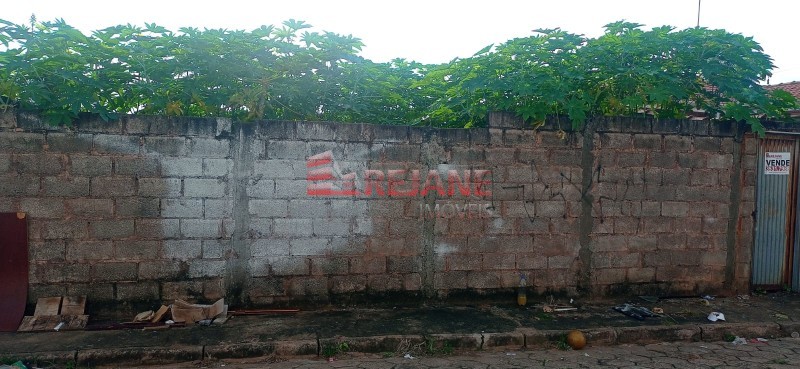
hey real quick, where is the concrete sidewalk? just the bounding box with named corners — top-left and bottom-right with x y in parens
top-left (1, 293), bottom-right (799, 367)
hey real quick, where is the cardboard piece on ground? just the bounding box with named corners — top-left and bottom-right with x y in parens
top-left (133, 310), bottom-right (154, 322)
top-left (33, 297), bottom-right (62, 316)
top-left (60, 296), bottom-right (86, 315)
top-left (171, 298), bottom-right (225, 323)
top-left (151, 305), bottom-right (170, 323)
top-left (212, 305), bottom-right (229, 325)
top-left (18, 315), bottom-right (88, 332)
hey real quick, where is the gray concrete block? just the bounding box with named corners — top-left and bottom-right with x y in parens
top-left (90, 219), bottom-right (135, 239)
top-left (138, 260), bottom-right (186, 280)
top-left (115, 157), bottom-right (160, 176)
top-left (0, 174), bottom-right (39, 196)
top-left (250, 238), bottom-right (290, 257)
top-left (269, 257), bottom-right (310, 276)
top-left (249, 199), bottom-right (288, 217)
top-left (290, 238), bottom-right (330, 255)
top-left (116, 198), bottom-right (160, 218)
top-left (65, 283), bottom-right (114, 301)
top-left (202, 239), bottom-right (228, 259)
top-left (274, 179), bottom-right (308, 199)
top-left (242, 138), bottom-right (266, 160)
top-left (66, 240), bottom-right (114, 261)
top-left (115, 240), bottom-right (161, 260)
top-left (90, 177), bottom-right (136, 197)
top-left (258, 120), bottom-right (296, 139)
top-left (296, 121), bottom-right (337, 141)
top-left (313, 218), bottom-right (352, 236)
top-left (274, 218), bottom-right (313, 237)
top-left (43, 220), bottom-right (88, 239)
top-left (73, 116), bottom-right (124, 133)
top-left (91, 262), bottom-right (138, 282)
top-left (311, 257), bottom-right (350, 275)
top-left (203, 158), bottom-right (233, 177)
top-left (288, 199), bottom-right (326, 217)
top-left (70, 155), bottom-right (112, 176)
top-left (189, 260), bottom-right (226, 278)
top-left (266, 140), bottom-right (307, 160)
top-left (222, 218), bottom-right (235, 239)
top-left (13, 154), bottom-right (65, 175)
top-left (36, 263), bottom-right (92, 284)
top-left (205, 199), bottom-right (234, 218)
top-left (188, 137), bottom-right (231, 158)
top-left (161, 198), bottom-right (203, 218)
top-left (216, 117), bottom-right (232, 137)
top-left (164, 239), bottom-right (202, 260)
top-left (373, 125), bottom-right (410, 143)
top-left (144, 136), bottom-right (188, 156)
top-left (246, 178), bottom-right (275, 198)
top-left (253, 159), bottom-right (302, 179)
top-left (29, 240), bottom-right (66, 261)
top-left (329, 236), bottom-right (367, 255)
top-left (162, 157), bottom-right (203, 177)
top-left (185, 118), bottom-right (218, 137)
top-left (136, 218), bottom-right (180, 239)
top-left (123, 115), bottom-right (151, 135)
top-left (0, 154), bottom-right (9, 173)
top-left (46, 133), bottom-right (93, 153)
top-left (138, 177), bottom-right (182, 197)
top-left (93, 134), bottom-right (141, 155)
top-left (353, 218), bottom-right (374, 235)
top-left (248, 218), bottom-right (273, 238)
top-left (67, 198), bottom-right (114, 217)
top-left (20, 198), bottom-right (65, 218)
top-left (0, 197), bottom-right (14, 213)
top-left (0, 132), bottom-right (45, 152)
top-left (181, 218), bottom-right (223, 238)
top-left (28, 285), bottom-right (68, 302)
top-left (184, 178), bottom-right (227, 198)
top-left (43, 176), bottom-right (90, 197)
top-left (116, 282), bottom-right (160, 301)
top-left (247, 258), bottom-right (271, 277)
top-left (329, 200), bottom-right (369, 217)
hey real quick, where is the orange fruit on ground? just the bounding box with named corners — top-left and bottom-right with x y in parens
top-left (566, 330), bottom-right (586, 350)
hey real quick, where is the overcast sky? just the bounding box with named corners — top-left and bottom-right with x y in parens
top-left (3, 0), bottom-right (799, 83)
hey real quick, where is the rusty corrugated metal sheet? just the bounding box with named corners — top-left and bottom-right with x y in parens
top-left (753, 138), bottom-right (797, 287)
top-left (0, 213), bottom-right (28, 332)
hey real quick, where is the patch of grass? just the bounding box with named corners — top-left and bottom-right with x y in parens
top-left (321, 340), bottom-right (350, 359)
top-left (555, 334), bottom-right (571, 351)
top-left (441, 341), bottom-right (455, 355)
top-left (534, 312), bottom-right (555, 321)
top-left (723, 333), bottom-right (736, 342)
top-left (424, 337), bottom-right (455, 356)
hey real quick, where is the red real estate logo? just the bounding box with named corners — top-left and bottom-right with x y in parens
top-left (306, 151), bottom-right (492, 198)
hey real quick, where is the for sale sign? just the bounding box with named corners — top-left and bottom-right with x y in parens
top-left (765, 152), bottom-right (791, 175)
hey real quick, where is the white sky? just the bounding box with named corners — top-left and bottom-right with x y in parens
top-left (3, 0), bottom-right (799, 83)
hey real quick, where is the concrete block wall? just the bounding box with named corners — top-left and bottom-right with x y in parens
top-left (0, 110), bottom-right (771, 306)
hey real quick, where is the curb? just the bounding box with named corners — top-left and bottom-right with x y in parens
top-left (6, 322), bottom-right (796, 366)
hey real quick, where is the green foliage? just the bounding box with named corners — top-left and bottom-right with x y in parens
top-left (423, 336), bottom-right (455, 356)
top-left (555, 334), bottom-right (571, 350)
top-left (321, 340), bottom-right (350, 359)
top-left (417, 21), bottom-right (797, 132)
top-left (0, 18), bottom-right (795, 132)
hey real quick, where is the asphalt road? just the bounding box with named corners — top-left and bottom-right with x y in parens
top-left (138, 337), bottom-right (800, 369)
